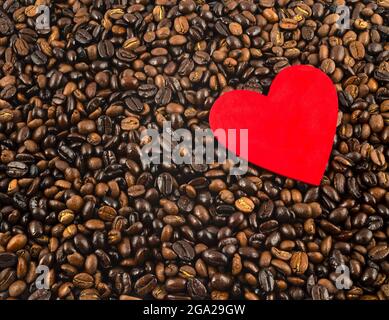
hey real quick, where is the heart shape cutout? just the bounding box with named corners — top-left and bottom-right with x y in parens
top-left (209, 65), bottom-right (338, 185)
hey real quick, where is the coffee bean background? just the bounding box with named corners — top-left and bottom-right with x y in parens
top-left (0, 0), bottom-right (388, 300)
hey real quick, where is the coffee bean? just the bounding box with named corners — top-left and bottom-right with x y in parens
top-left (98, 40), bottom-right (114, 58)
top-left (187, 278), bottom-right (207, 299)
top-left (0, 109), bottom-right (13, 123)
top-left (155, 87), bottom-right (172, 105)
top-left (172, 240), bottom-right (195, 262)
top-left (157, 173), bottom-right (174, 196)
top-left (0, 17), bottom-right (13, 35)
top-left (73, 273), bottom-right (94, 289)
top-left (165, 277), bottom-right (187, 292)
top-left (97, 206), bottom-right (117, 222)
top-left (28, 289), bottom-right (51, 300)
top-left (169, 35), bottom-right (187, 46)
top-left (368, 245), bottom-right (389, 261)
top-left (321, 58), bottom-right (336, 74)
top-left (174, 17), bottom-right (189, 34)
top-left (0, 252), bottom-right (17, 268)
top-left (75, 29), bottom-right (92, 44)
top-left (0, 268), bottom-right (16, 291)
top-left (311, 285), bottom-right (330, 300)
top-left (14, 38), bottom-right (29, 56)
top-left (258, 200), bottom-right (274, 219)
top-left (30, 51), bottom-right (47, 65)
top-left (235, 197), bottom-right (255, 213)
top-left (121, 117), bottom-right (140, 131)
top-left (211, 273), bottom-right (233, 290)
top-left (134, 274), bottom-right (157, 296)
top-left (77, 120), bottom-right (96, 135)
top-left (202, 250), bottom-right (228, 266)
top-left (349, 41), bottom-right (365, 60)
top-left (9, 280), bottom-right (27, 297)
top-left (58, 209), bottom-right (75, 225)
top-left (125, 97), bottom-right (144, 113)
top-left (6, 234), bottom-right (28, 252)
top-left (290, 252), bottom-right (309, 275)
top-left (7, 161), bottom-right (28, 178)
top-left (258, 269), bottom-right (274, 292)
top-left (138, 84), bottom-right (158, 98)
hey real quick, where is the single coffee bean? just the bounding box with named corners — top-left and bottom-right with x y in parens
top-left (134, 274), bottom-right (157, 296)
top-left (368, 245), bottom-right (389, 261)
top-left (235, 197), bottom-right (255, 213)
top-left (121, 117), bottom-right (140, 131)
top-left (349, 41), bottom-right (365, 60)
top-left (187, 278), bottom-right (207, 299)
top-left (125, 97), bottom-right (144, 113)
top-left (290, 251), bottom-right (309, 275)
top-left (258, 268), bottom-right (275, 292)
top-left (0, 252), bottom-right (18, 268)
top-left (311, 285), bottom-right (330, 300)
top-left (0, 268), bottom-right (16, 291)
top-left (202, 250), bottom-right (228, 266)
top-left (73, 273), bottom-right (94, 289)
top-left (174, 16), bottom-right (189, 34)
top-left (172, 240), bottom-right (195, 262)
top-left (210, 273), bottom-right (233, 290)
top-left (6, 234), bottom-right (28, 252)
top-left (98, 40), bottom-right (115, 58)
top-left (97, 206), bottom-right (117, 222)
top-left (28, 289), bottom-right (51, 300)
top-left (7, 161), bottom-right (28, 178)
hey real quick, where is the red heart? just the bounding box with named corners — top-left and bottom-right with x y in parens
top-left (209, 65), bottom-right (338, 185)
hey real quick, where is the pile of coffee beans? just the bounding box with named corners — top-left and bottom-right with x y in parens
top-left (0, 0), bottom-right (388, 300)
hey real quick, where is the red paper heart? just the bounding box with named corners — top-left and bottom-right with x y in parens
top-left (209, 65), bottom-right (338, 185)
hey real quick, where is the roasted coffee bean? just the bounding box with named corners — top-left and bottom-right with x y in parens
top-left (172, 240), bottom-right (195, 262)
top-left (349, 41), bottom-right (365, 60)
top-left (6, 161), bottom-right (28, 178)
top-left (73, 273), bottom-right (94, 289)
top-left (30, 51), bottom-right (47, 65)
top-left (311, 285), bottom-right (330, 300)
top-left (134, 274), bottom-right (157, 296)
top-left (258, 269), bottom-right (274, 293)
top-left (165, 277), bottom-right (187, 292)
top-left (157, 173), bottom-right (174, 196)
top-left (125, 97), bottom-right (144, 113)
top-left (290, 252), bottom-right (309, 275)
top-left (187, 278), bottom-right (207, 299)
top-left (97, 206), bottom-right (117, 222)
top-left (98, 40), bottom-right (114, 58)
top-left (0, 252), bottom-right (17, 268)
top-left (235, 197), bottom-right (255, 213)
top-left (6, 234), bottom-right (28, 252)
top-left (0, 268), bottom-right (16, 291)
top-left (368, 245), bottom-right (389, 261)
top-left (138, 84), bottom-right (158, 98)
top-left (210, 273), bottom-right (233, 290)
top-left (75, 29), bottom-right (92, 44)
top-left (202, 250), bottom-right (228, 266)
top-left (174, 17), bottom-right (189, 34)
top-left (28, 289), bottom-right (51, 300)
